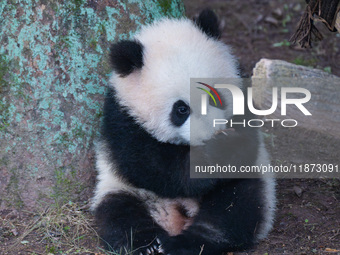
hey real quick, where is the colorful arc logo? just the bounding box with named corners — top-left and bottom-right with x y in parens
top-left (196, 82), bottom-right (223, 107)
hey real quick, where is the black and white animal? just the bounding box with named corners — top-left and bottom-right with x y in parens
top-left (91, 10), bottom-right (276, 255)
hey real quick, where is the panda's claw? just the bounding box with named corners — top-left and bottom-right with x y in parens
top-left (139, 238), bottom-right (166, 255)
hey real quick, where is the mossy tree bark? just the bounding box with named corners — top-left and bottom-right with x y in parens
top-left (0, 0), bottom-right (184, 210)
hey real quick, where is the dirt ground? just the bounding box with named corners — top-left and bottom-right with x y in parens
top-left (1, 0), bottom-right (339, 254)
top-left (183, 0), bottom-right (340, 254)
top-left (237, 125), bottom-right (340, 255)
top-left (184, 0), bottom-right (340, 78)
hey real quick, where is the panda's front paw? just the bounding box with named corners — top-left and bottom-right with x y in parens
top-left (137, 238), bottom-right (169, 255)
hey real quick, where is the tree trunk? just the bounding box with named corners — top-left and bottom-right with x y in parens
top-left (0, 0), bottom-right (184, 210)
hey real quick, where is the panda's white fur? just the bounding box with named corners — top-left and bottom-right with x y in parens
top-left (254, 140), bottom-right (277, 240)
top-left (92, 10), bottom-right (276, 255)
top-left (111, 18), bottom-right (239, 145)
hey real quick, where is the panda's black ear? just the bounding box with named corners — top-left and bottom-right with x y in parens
top-left (194, 9), bottom-right (221, 39)
top-left (109, 40), bottom-right (144, 77)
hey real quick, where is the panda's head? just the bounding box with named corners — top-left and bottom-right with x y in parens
top-left (109, 10), bottom-right (240, 146)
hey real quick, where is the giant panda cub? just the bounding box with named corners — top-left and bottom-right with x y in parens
top-left (91, 9), bottom-right (276, 255)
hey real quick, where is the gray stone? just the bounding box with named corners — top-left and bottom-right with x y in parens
top-left (252, 59), bottom-right (340, 138)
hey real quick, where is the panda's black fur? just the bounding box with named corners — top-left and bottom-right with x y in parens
top-left (92, 9), bottom-right (276, 255)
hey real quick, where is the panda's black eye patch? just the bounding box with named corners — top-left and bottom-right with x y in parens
top-left (170, 100), bottom-right (190, 127)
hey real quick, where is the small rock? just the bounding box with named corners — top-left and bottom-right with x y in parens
top-left (11, 228), bottom-right (18, 236)
top-left (255, 14), bottom-right (264, 24)
top-left (272, 8), bottom-right (283, 19)
top-left (264, 16), bottom-right (279, 26)
top-left (293, 186), bottom-right (303, 197)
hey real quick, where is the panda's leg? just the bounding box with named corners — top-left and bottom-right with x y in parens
top-left (162, 179), bottom-right (274, 255)
top-left (95, 192), bottom-right (168, 254)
